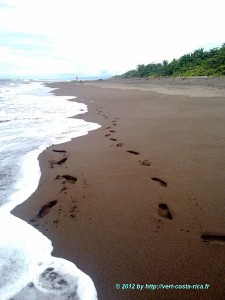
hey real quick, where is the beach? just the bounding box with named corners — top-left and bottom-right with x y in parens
top-left (12, 78), bottom-right (225, 300)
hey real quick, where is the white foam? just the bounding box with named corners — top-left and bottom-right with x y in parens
top-left (14, 258), bottom-right (97, 300)
top-left (0, 83), bottom-right (83, 123)
top-left (0, 81), bottom-right (101, 209)
top-left (0, 214), bottom-right (97, 300)
top-left (0, 213), bottom-right (52, 299)
top-left (0, 82), bottom-right (99, 299)
top-left (1, 147), bottom-right (43, 213)
top-left (3, 118), bottom-right (100, 213)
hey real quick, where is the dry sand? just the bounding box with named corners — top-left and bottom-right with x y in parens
top-left (12, 78), bottom-right (225, 300)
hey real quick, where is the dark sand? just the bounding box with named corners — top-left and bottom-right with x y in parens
top-left (13, 78), bottom-right (225, 300)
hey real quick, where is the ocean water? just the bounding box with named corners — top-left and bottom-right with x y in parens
top-left (0, 80), bottom-right (99, 300)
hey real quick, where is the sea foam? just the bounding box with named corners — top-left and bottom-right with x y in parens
top-left (0, 81), bottom-right (99, 299)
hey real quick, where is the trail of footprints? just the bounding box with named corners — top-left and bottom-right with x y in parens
top-left (97, 103), bottom-right (174, 223)
top-left (96, 103), bottom-right (225, 243)
top-left (29, 149), bottom-right (86, 230)
top-left (30, 103), bottom-right (224, 244)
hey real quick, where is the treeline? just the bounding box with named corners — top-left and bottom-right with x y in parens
top-left (119, 43), bottom-right (225, 78)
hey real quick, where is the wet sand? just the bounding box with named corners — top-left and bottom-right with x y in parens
top-left (12, 78), bottom-right (225, 300)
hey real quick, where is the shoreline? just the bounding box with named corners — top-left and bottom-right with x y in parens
top-left (0, 82), bottom-right (98, 299)
top-left (12, 78), bottom-right (225, 299)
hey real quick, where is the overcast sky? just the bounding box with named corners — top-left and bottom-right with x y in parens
top-left (0, 0), bottom-right (224, 78)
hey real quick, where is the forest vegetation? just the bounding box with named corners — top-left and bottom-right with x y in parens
top-left (118, 43), bottom-right (225, 78)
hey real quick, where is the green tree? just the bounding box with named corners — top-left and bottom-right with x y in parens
top-left (118, 42), bottom-right (225, 78)
top-left (137, 64), bottom-right (146, 78)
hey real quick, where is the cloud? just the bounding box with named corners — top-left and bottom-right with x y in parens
top-left (0, 32), bottom-right (53, 53)
top-left (0, 0), bottom-right (13, 8)
top-left (0, 0), bottom-right (225, 78)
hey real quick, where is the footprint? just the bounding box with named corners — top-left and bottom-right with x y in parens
top-left (127, 150), bottom-right (140, 155)
top-left (52, 150), bottom-right (67, 153)
top-left (55, 175), bottom-right (77, 184)
top-left (105, 134), bottom-right (111, 137)
top-left (61, 175), bottom-right (77, 183)
top-left (49, 158), bottom-right (67, 168)
top-left (110, 138), bottom-right (117, 141)
top-left (141, 159), bottom-right (151, 166)
top-left (116, 143), bottom-right (123, 147)
top-left (37, 200), bottom-right (58, 218)
top-left (151, 177), bottom-right (167, 187)
top-left (158, 203), bottom-right (173, 220)
top-left (110, 130), bottom-right (116, 133)
top-left (201, 234), bottom-right (225, 244)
